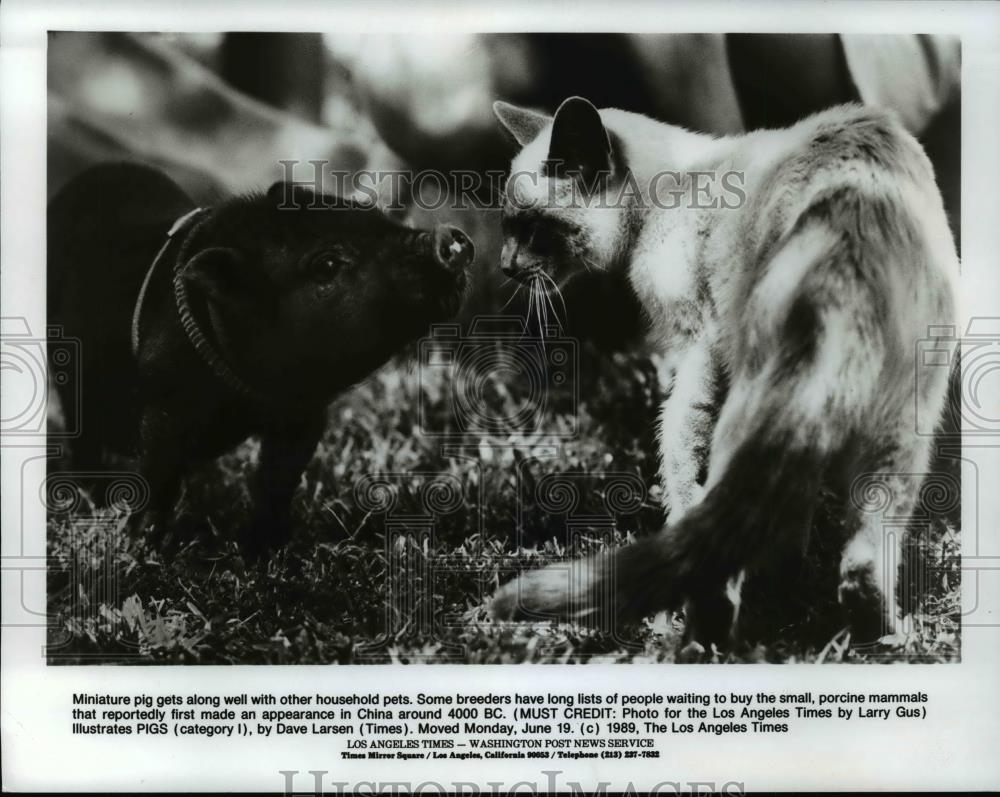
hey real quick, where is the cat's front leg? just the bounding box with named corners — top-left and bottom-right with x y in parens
top-left (657, 343), bottom-right (718, 524)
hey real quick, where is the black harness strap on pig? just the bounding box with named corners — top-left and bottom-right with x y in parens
top-left (130, 207), bottom-right (203, 358)
top-left (130, 207), bottom-right (273, 406)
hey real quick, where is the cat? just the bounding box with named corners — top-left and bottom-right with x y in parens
top-left (489, 96), bottom-right (959, 650)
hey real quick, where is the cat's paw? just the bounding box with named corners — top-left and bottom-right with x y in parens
top-left (838, 564), bottom-right (893, 643)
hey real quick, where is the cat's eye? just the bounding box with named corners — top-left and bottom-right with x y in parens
top-left (531, 226), bottom-right (558, 256)
top-left (309, 251), bottom-right (345, 282)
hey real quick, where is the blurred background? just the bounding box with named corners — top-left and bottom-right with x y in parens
top-left (49, 31), bottom-right (960, 347)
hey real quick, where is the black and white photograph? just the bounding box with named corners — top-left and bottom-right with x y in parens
top-left (3, 1), bottom-right (999, 793)
top-left (41, 28), bottom-right (963, 665)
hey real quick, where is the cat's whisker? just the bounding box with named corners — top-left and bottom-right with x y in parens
top-left (522, 278), bottom-right (538, 340)
top-left (529, 278), bottom-right (539, 327)
top-left (538, 277), bottom-right (561, 331)
top-left (539, 272), bottom-right (568, 328)
top-left (531, 276), bottom-right (546, 341)
top-left (500, 282), bottom-right (523, 311)
top-left (537, 277), bottom-right (551, 331)
top-left (549, 281), bottom-right (569, 325)
top-left (534, 278), bottom-right (553, 377)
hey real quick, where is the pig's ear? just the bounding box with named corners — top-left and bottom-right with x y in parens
top-left (493, 100), bottom-right (551, 147)
top-left (183, 247), bottom-right (261, 312)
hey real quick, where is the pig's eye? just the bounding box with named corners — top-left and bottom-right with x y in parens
top-left (308, 251), bottom-right (345, 282)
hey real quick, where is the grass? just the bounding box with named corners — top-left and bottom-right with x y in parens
top-left (46, 337), bottom-right (961, 665)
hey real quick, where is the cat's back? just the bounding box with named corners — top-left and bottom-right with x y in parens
top-left (739, 104), bottom-right (950, 253)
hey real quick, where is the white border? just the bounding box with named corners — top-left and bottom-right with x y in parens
top-left (3, 1), bottom-right (1000, 791)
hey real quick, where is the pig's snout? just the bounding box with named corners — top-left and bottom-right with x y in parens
top-left (432, 225), bottom-right (474, 273)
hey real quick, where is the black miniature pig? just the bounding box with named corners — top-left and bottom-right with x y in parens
top-left (48, 162), bottom-right (473, 556)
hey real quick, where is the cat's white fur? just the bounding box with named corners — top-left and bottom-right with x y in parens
top-left (493, 98), bottom-right (959, 647)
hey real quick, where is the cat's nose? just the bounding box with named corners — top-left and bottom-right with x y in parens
top-left (500, 243), bottom-right (526, 278)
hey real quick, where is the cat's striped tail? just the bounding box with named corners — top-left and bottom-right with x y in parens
top-left (488, 420), bottom-right (827, 629)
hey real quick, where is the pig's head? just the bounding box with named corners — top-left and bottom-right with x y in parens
top-left (179, 182), bottom-right (473, 399)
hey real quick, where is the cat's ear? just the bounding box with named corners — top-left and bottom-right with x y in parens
top-left (493, 100), bottom-right (551, 147)
top-left (546, 96), bottom-right (612, 187)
